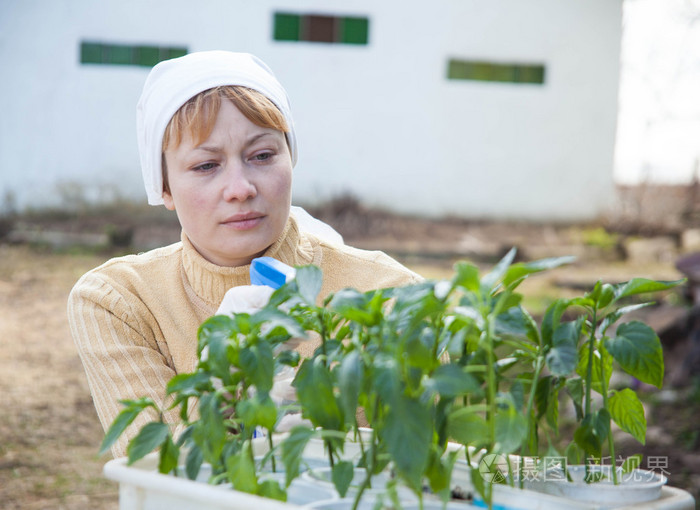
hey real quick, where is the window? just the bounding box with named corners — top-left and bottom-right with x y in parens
top-left (80, 42), bottom-right (188, 67)
top-left (447, 59), bottom-right (546, 85)
top-left (273, 12), bottom-right (369, 45)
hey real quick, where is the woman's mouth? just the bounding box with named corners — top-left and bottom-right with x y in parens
top-left (221, 212), bottom-right (265, 231)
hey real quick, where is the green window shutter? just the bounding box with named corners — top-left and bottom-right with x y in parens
top-left (471, 62), bottom-right (493, 82)
top-left (80, 42), bottom-right (103, 64)
top-left (274, 13), bottom-right (301, 41)
top-left (340, 16), bottom-right (368, 45)
top-left (136, 46), bottom-right (160, 67)
top-left (448, 59), bottom-right (545, 85)
top-left (163, 47), bottom-right (187, 61)
top-left (108, 44), bottom-right (133, 65)
top-left (490, 63), bottom-right (517, 83)
top-left (80, 42), bottom-right (188, 67)
top-left (515, 65), bottom-right (546, 84)
top-left (448, 60), bottom-right (483, 80)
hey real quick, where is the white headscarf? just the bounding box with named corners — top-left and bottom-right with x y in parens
top-left (136, 51), bottom-right (298, 206)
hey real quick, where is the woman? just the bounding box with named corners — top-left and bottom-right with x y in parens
top-left (68, 51), bottom-right (421, 457)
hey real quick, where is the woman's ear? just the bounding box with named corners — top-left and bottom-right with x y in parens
top-left (161, 157), bottom-right (175, 210)
top-left (162, 190), bottom-right (175, 211)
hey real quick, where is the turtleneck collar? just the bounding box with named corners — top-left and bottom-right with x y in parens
top-left (180, 216), bottom-right (315, 308)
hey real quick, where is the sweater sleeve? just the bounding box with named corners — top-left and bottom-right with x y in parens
top-left (67, 271), bottom-right (183, 458)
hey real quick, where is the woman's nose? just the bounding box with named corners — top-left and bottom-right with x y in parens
top-left (222, 165), bottom-right (257, 201)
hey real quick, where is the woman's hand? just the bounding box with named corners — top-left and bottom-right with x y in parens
top-left (216, 285), bottom-right (275, 316)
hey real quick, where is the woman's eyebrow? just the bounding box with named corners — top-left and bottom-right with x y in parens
top-left (193, 144), bottom-right (223, 153)
top-left (194, 132), bottom-right (275, 153)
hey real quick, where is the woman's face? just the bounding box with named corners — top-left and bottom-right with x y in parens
top-left (163, 99), bottom-right (292, 267)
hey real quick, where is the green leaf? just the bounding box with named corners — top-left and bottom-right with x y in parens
top-left (295, 265), bottom-right (323, 304)
top-left (127, 422), bottom-right (170, 465)
top-left (425, 449), bottom-right (456, 497)
top-left (613, 278), bottom-right (684, 301)
top-left (276, 349), bottom-right (301, 368)
top-left (258, 479), bottom-right (287, 501)
top-left (99, 397), bottom-right (156, 455)
top-left (509, 380), bottom-right (525, 411)
top-left (337, 350), bottom-right (364, 424)
top-left (185, 444), bottom-right (204, 480)
top-left (540, 299), bottom-right (571, 349)
top-left (470, 465), bottom-right (487, 505)
top-left (199, 319), bottom-right (240, 386)
top-left (446, 407), bottom-right (489, 448)
top-left (502, 255), bottom-right (576, 288)
top-left (226, 447), bottom-right (258, 494)
top-left (254, 308), bottom-right (307, 340)
top-left (425, 364), bottom-right (481, 399)
top-left (392, 283), bottom-right (442, 325)
top-left (239, 341), bottom-right (274, 392)
top-left (546, 321), bottom-right (579, 376)
top-left (568, 296), bottom-right (595, 310)
top-left (494, 306), bottom-right (538, 344)
top-left (236, 393), bottom-right (277, 432)
top-left (453, 262), bottom-right (480, 292)
top-left (573, 409), bottom-right (610, 458)
top-left (546, 344), bottom-right (578, 377)
top-left (167, 371), bottom-right (213, 396)
top-left (371, 357), bottom-right (401, 404)
top-left (281, 426), bottom-right (315, 485)
top-left (158, 434), bottom-right (179, 474)
top-left (194, 393), bottom-right (226, 461)
top-left (403, 332), bottom-right (434, 371)
top-left (599, 303), bottom-right (654, 336)
top-left (609, 388), bottom-right (647, 444)
top-left (493, 289), bottom-right (522, 316)
top-left (383, 394), bottom-right (433, 491)
top-left (332, 461), bottom-right (354, 497)
top-left (546, 385), bottom-right (560, 433)
top-left (535, 375), bottom-right (556, 420)
top-left (329, 288), bottom-right (381, 326)
top-left (294, 358), bottom-right (343, 429)
top-left (585, 281), bottom-right (604, 304)
top-left (604, 321), bottom-right (664, 388)
top-left (576, 345), bottom-right (613, 395)
top-left (481, 247), bottom-right (517, 291)
top-left (494, 405), bottom-right (528, 454)
top-left (565, 378), bottom-right (584, 421)
top-left (596, 283), bottom-right (616, 309)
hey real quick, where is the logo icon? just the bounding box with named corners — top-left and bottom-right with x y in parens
top-left (478, 453), bottom-right (509, 483)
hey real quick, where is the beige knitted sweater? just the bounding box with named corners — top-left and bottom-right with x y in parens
top-left (67, 218), bottom-right (421, 457)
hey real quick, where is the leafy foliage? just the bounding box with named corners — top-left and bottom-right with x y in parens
top-left (100, 251), bottom-right (684, 509)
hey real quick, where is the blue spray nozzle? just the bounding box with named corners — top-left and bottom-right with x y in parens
top-left (250, 257), bottom-right (296, 289)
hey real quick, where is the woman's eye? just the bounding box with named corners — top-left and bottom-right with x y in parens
top-left (252, 151), bottom-right (274, 162)
top-left (193, 162), bottom-right (217, 171)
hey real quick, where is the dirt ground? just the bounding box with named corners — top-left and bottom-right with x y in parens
top-left (1, 199), bottom-right (699, 508)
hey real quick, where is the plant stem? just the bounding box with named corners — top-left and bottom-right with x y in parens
top-left (584, 308), bottom-right (597, 482)
top-left (326, 439), bottom-right (335, 469)
top-left (485, 327), bottom-right (497, 451)
top-left (317, 310), bottom-right (335, 470)
top-left (319, 312), bottom-right (328, 364)
top-left (355, 423), bottom-right (367, 461)
top-left (485, 317), bottom-right (497, 510)
top-left (523, 356), bottom-right (545, 457)
top-left (599, 353), bottom-right (618, 484)
top-left (267, 433), bottom-right (276, 472)
top-left (584, 309), bottom-right (597, 418)
top-left (352, 428), bottom-right (378, 510)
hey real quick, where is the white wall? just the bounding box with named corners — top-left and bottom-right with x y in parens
top-left (614, 0), bottom-right (700, 185)
top-left (0, 0), bottom-right (622, 221)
